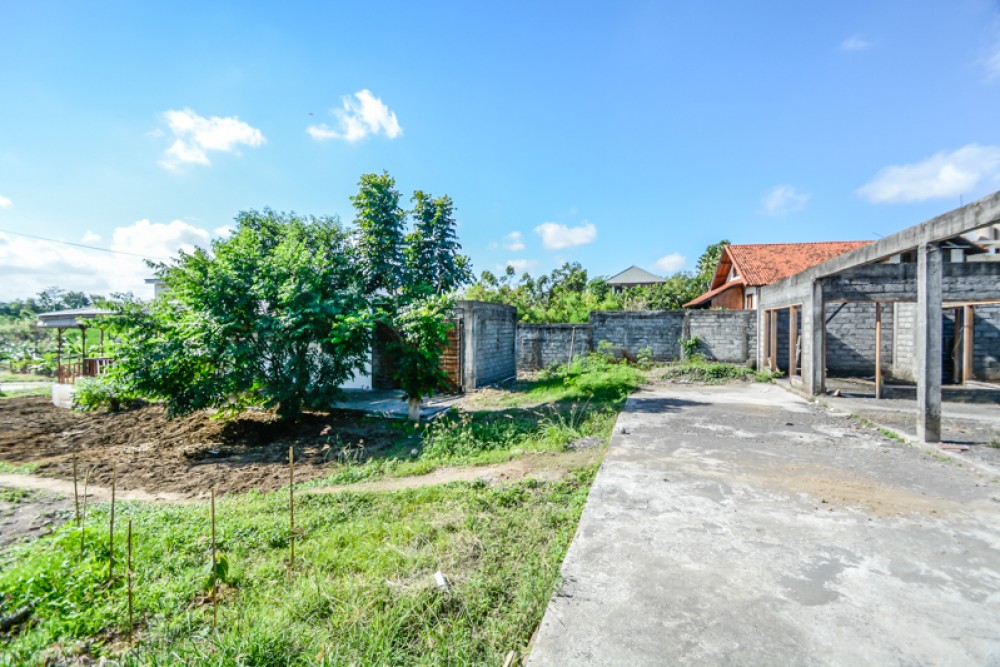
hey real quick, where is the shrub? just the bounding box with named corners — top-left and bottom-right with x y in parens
top-left (72, 377), bottom-right (143, 412)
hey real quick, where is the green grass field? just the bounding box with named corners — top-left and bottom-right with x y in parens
top-left (0, 353), bottom-right (642, 665)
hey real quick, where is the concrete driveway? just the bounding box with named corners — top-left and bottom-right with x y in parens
top-left (527, 383), bottom-right (1000, 666)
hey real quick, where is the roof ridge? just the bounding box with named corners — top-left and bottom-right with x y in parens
top-left (728, 240), bottom-right (872, 248)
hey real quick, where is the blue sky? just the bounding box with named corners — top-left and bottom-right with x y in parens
top-left (2, 1), bottom-right (1000, 299)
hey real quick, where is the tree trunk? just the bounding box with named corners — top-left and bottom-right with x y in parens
top-left (407, 396), bottom-right (421, 422)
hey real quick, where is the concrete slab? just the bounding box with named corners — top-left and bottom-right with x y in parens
top-left (330, 389), bottom-right (462, 419)
top-left (527, 383), bottom-right (1000, 666)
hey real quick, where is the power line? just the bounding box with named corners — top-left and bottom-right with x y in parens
top-left (0, 227), bottom-right (171, 261)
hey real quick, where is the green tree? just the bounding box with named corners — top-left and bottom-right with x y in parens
top-left (405, 191), bottom-right (472, 295)
top-left (352, 172), bottom-right (406, 298)
top-left (104, 210), bottom-right (370, 420)
top-left (694, 239), bottom-right (730, 292)
top-left (387, 295), bottom-right (455, 421)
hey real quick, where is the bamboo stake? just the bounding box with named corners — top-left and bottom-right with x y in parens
top-left (108, 462), bottom-right (117, 582)
top-left (127, 519), bottom-right (134, 642)
top-left (211, 488), bottom-right (218, 629)
top-left (289, 446), bottom-right (295, 578)
top-left (80, 466), bottom-right (92, 559)
top-left (73, 453), bottom-right (80, 526)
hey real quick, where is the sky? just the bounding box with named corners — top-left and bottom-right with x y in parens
top-left (2, 1), bottom-right (1000, 300)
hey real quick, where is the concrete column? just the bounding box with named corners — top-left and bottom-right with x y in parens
top-left (757, 305), bottom-right (766, 370)
top-left (804, 280), bottom-right (825, 395)
top-left (788, 306), bottom-right (798, 378)
top-left (875, 302), bottom-right (882, 399)
top-left (916, 242), bottom-right (942, 443)
top-left (962, 305), bottom-right (974, 384)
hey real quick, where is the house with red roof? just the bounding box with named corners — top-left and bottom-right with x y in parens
top-left (684, 238), bottom-right (987, 310)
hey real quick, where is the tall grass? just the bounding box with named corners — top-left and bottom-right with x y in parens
top-left (0, 468), bottom-right (597, 665)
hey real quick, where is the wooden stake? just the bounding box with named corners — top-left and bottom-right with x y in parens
top-left (289, 446), bottom-right (295, 578)
top-left (127, 519), bottom-right (134, 642)
top-left (108, 462), bottom-right (117, 582)
top-left (211, 488), bottom-right (218, 629)
top-left (72, 453), bottom-right (80, 526)
top-left (80, 466), bottom-right (92, 559)
top-left (962, 305), bottom-right (975, 384)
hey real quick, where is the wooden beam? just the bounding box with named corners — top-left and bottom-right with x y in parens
top-left (788, 306), bottom-right (798, 377)
top-left (963, 305), bottom-right (975, 384)
top-left (874, 302), bottom-right (882, 399)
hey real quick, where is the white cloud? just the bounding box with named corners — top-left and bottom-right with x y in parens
top-left (653, 253), bottom-right (686, 273)
top-left (500, 259), bottom-right (538, 274)
top-left (159, 108), bottom-right (265, 170)
top-left (307, 89), bottom-right (402, 143)
top-left (81, 231), bottom-right (102, 244)
top-left (213, 226), bottom-right (233, 237)
top-left (0, 219), bottom-right (213, 300)
top-left (840, 35), bottom-right (870, 52)
top-left (501, 231), bottom-right (525, 251)
top-left (0, 195), bottom-right (12, 209)
top-left (533, 221), bottom-right (597, 250)
top-left (760, 185), bottom-right (811, 216)
top-left (857, 144), bottom-right (1000, 203)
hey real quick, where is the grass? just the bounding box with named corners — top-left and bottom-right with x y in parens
top-left (0, 352), bottom-right (642, 665)
top-left (0, 461), bottom-right (40, 474)
top-left (0, 468), bottom-right (597, 665)
top-left (0, 385), bottom-right (51, 400)
top-left (0, 372), bottom-right (49, 383)
top-left (0, 487), bottom-right (35, 504)
top-left (308, 353), bottom-right (640, 487)
top-left (658, 358), bottom-right (779, 384)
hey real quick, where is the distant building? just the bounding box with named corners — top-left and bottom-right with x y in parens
top-left (684, 242), bottom-right (872, 309)
top-left (685, 238), bottom-right (989, 310)
top-left (606, 265), bottom-right (666, 293)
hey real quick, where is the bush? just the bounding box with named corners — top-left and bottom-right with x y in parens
top-left (72, 377), bottom-right (143, 412)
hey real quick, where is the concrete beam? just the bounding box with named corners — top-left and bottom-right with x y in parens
top-left (916, 242), bottom-right (942, 443)
top-left (760, 190), bottom-right (1000, 304)
top-left (803, 280), bottom-right (825, 395)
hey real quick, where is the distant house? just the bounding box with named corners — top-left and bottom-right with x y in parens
top-left (684, 242), bottom-right (872, 310)
top-left (684, 238), bottom-right (990, 310)
top-left (606, 265), bottom-right (666, 293)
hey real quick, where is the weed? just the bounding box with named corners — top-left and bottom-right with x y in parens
top-left (661, 359), bottom-right (778, 384)
top-left (0, 385), bottom-right (51, 400)
top-left (0, 460), bottom-right (40, 474)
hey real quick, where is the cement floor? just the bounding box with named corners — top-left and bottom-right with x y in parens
top-left (527, 382), bottom-right (1000, 666)
top-left (330, 389), bottom-right (462, 419)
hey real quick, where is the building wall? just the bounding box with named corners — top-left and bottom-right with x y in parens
top-left (892, 302), bottom-right (917, 381)
top-left (974, 304), bottom-right (1000, 381)
top-left (518, 310), bottom-right (757, 371)
top-left (708, 285), bottom-right (745, 310)
top-left (825, 302), bottom-right (894, 376)
top-left (458, 301), bottom-right (518, 390)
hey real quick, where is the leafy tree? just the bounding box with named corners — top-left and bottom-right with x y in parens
top-left (405, 191), bottom-right (471, 295)
top-left (104, 210), bottom-right (370, 420)
top-left (351, 172), bottom-right (406, 298)
top-left (351, 176), bottom-right (472, 421)
top-left (694, 239), bottom-right (730, 292)
top-left (387, 295), bottom-right (455, 421)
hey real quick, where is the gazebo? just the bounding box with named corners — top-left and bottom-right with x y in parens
top-left (36, 307), bottom-right (114, 384)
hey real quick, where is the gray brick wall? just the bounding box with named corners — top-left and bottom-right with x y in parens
top-left (590, 311), bottom-right (686, 360)
top-left (517, 324), bottom-right (591, 371)
top-left (974, 304), bottom-right (1000, 381)
top-left (517, 310), bottom-right (758, 371)
top-left (892, 302), bottom-right (916, 381)
top-left (825, 302), bottom-right (893, 375)
top-left (457, 301), bottom-right (518, 389)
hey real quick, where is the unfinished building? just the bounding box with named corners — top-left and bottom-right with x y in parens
top-left (757, 191), bottom-right (1000, 442)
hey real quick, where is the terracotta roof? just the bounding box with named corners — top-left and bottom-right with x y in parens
top-left (723, 241), bottom-right (872, 287)
top-left (683, 278), bottom-right (744, 308)
top-left (606, 265), bottom-right (666, 285)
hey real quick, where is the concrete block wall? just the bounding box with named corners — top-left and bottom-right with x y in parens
top-left (517, 310), bottom-right (758, 371)
top-left (590, 311), bottom-right (686, 361)
top-left (688, 310), bottom-right (756, 364)
top-left (517, 323), bottom-right (591, 371)
top-left (825, 302), bottom-right (893, 376)
top-left (457, 300), bottom-right (518, 389)
top-left (892, 302), bottom-right (917, 381)
top-left (974, 304), bottom-right (1000, 381)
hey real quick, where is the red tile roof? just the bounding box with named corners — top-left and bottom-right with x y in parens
top-left (722, 241), bottom-right (872, 287)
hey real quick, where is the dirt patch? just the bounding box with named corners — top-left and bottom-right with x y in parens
top-left (309, 449), bottom-right (602, 495)
top-left (755, 463), bottom-right (956, 516)
top-left (0, 485), bottom-right (72, 549)
top-left (0, 397), bottom-right (406, 498)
